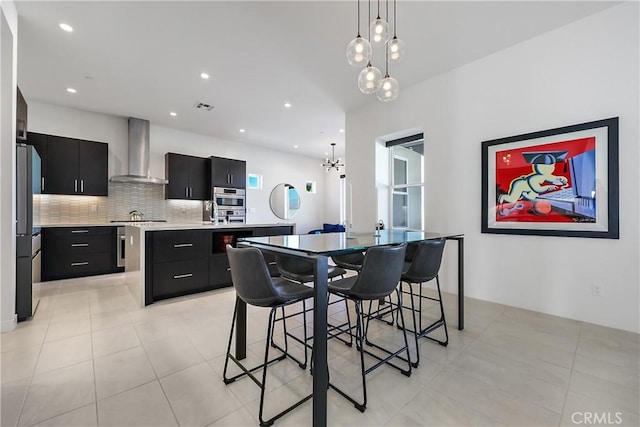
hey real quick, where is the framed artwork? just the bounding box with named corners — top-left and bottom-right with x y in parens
top-left (481, 117), bottom-right (619, 239)
top-left (305, 181), bottom-right (316, 193)
top-left (247, 174), bottom-right (262, 190)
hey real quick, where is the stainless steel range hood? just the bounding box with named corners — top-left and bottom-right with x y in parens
top-left (109, 117), bottom-right (168, 184)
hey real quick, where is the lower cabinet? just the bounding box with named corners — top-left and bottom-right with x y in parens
top-left (152, 259), bottom-right (210, 300)
top-left (146, 225), bottom-right (294, 304)
top-left (42, 226), bottom-right (122, 281)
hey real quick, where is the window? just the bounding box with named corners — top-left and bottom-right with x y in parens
top-left (388, 135), bottom-right (424, 230)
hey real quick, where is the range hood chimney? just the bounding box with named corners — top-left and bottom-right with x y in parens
top-left (109, 117), bottom-right (168, 184)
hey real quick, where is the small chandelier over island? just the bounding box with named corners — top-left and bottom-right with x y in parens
top-left (322, 143), bottom-right (345, 172)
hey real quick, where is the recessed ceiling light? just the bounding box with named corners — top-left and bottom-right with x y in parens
top-left (239, 129), bottom-right (245, 133)
top-left (59, 23), bottom-right (73, 32)
top-left (66, 87), bottom-right (77, 93)
top-left (169, 112), bottom-right (177, 117)
top-left (339, 129), bottom-right (344, 133)
top-left (325, 152), bottom-right (329, 156)
top-left (284, 102), bottom-right (292, 108)
top-left (293, 145), bottom-right (299, 149)
top-left (200, 72), bottom-right (210, 79)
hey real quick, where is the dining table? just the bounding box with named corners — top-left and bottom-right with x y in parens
top-left (237, 229), bottom-right (464, 427)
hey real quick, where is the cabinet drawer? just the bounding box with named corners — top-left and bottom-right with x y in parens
top-left (152, 230), bottom-right (209, 263)
top-left (210, 254), bottom-right (232, 287)
top-left (43, 234), bottom-right (111, 256)
top-left (43, 252), bottom-right (112, 280)
top-left (152, 259), bottom-right (209, 299)
top-left (45, 226), bottom-right (112, 237)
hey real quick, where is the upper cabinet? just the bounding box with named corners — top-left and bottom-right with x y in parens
top-left (16, 87), bottom-right (27, 141)
top-left (165, 153), bottom-right (210, 200)
top-left (27, 132), bottom-right (108, 196)
top-left (210, 156), bottom-right (246, 189)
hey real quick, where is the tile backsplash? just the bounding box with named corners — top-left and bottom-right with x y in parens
top-left (36, 182), bottom-right (203, 224)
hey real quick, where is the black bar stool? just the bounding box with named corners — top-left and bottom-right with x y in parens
top-left (399, 239), bottom-right (449, 367)
top-left (326, 243), bottom-right (411, 412)
top-left (275, 255), bottom-right (353, 348)
top-left (223, 245), bottom-right (313, 427)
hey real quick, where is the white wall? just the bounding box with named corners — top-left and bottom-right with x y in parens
top-left (26, 101), bottom-right (331, 233)
top-left (346, 3), bottom-right (639, 332)
top-left (1, 0), bottom-right (18, 332)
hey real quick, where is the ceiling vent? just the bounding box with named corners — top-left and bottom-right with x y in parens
top-left (193, 102), bottom-right (215, 111)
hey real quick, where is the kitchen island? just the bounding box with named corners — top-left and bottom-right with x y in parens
top-left (124, 223), bottom-right (295, 306)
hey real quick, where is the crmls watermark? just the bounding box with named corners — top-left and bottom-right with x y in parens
top-left (571, 412), bottom-right (623, 425)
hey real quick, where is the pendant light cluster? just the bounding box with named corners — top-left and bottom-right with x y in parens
top-left (346, 0), bottom-right (405, 102)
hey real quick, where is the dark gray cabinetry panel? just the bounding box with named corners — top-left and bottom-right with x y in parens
top-left (42, 227), bottom-right (119, 281)
top-left (165, 153), bottom-right (210, 200)
top-left (27, 133), bottom-right (108, 196)
top-left (145, 225), bottom-right (294, 304)
top-left (210, 156), bottom-right (246, 189)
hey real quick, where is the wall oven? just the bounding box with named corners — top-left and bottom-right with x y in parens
top-left (213, 187), bottom-right (245, 209)
top-left (212, 187), bottom-right (246, 223)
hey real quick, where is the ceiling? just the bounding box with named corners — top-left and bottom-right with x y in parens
top-left (15, 1), bottom-right (617, 160)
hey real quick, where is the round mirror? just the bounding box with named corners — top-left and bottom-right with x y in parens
top-left (269, 183), bottom-right (301, 219)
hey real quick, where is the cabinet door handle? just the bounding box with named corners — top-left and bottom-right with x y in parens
top-left (71, 230), bottom-right (89, 233)
top-left (74, 179), bottom-right (78, 192)
top-left (71, 243), bottom-right (89, 247)
top-left (185, 187), bottom-right (188, 198)
top-left (42, 177), bottom-right (45, 191)
top-left (173, 273), bottom-right (193, 279)
top-left (173, 243), bottom-right (193, 248)
top-left (71, 262), bottom-right (89, 267)
top-left (230, 174), bottom-right (233, 184)
top-left (81, 179), bottom-right (84, 193)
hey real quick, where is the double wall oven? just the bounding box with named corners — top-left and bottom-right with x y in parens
top-left (212, 187), bottom-right (246, 223)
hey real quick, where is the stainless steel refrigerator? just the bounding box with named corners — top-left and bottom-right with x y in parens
top-left (16, 144), bottom-right (41, 321)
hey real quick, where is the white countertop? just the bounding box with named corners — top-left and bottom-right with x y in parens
top-left (127, 222), bottom-right (294, 231)
top-left (37, 222), bottom-right (294, 230)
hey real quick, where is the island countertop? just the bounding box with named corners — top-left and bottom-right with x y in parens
top-left (37, 222), bottom-right (294, 230)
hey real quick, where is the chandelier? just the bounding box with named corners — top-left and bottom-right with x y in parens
top-left (346, 0), bottom-right (405, 102)
top-left (322, 143), bottom-right (345, 172)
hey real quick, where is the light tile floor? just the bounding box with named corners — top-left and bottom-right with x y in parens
top-left (1, 272), bottom-right (638, 426)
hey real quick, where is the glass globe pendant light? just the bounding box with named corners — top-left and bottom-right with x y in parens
top-left (377, 74), bottom-right (399, 102)
top-left (388, 37), bottom-right (406, 63)
top-left (387, 0), bottom-right (405, 63)
top-left (377, 41), bottom-right (399, 102)
top-left (346, 0), bottom-right (371, 67)
top-left (347, 37), bottom-right (371, 68)
top-left (369, 0), bottom-right (389, 47)
top-left (358, 62), bottom-right (382, 94)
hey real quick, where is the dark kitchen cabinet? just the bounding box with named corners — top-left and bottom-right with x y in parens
top-left (28, 133), bottom-right (108, 196)
top-left (28, 132), bottom-right (47, 183)
top-left (42, 226), bottom-right (119, 281)
top-left (145, 225), bottom-right (294, 304)
top-left (165, 153), bottom-right (210, 200)
top-left (210, 156), bottom-right (246, 189)
top-left (147, 229), bottom-right (210, 301)
top-left (16, 87), bottom-right (27, 141)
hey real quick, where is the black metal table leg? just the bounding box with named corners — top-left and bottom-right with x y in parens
top-left (235, 298), bottom-right (247, 360)
top-left (312, 256), bottom-right (328, 427)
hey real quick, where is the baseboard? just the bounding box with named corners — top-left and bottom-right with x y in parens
top-left (1, 314), bottom-right (17, 333)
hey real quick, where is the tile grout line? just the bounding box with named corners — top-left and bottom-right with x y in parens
top-left (15, 303), bottom-right (54, 427)
top-left (557, 320), bottom-right (583, 426)
top-left (88, 284), bottom-right (100, 427)
top-left (134, 313), bottom-right (182, 427)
